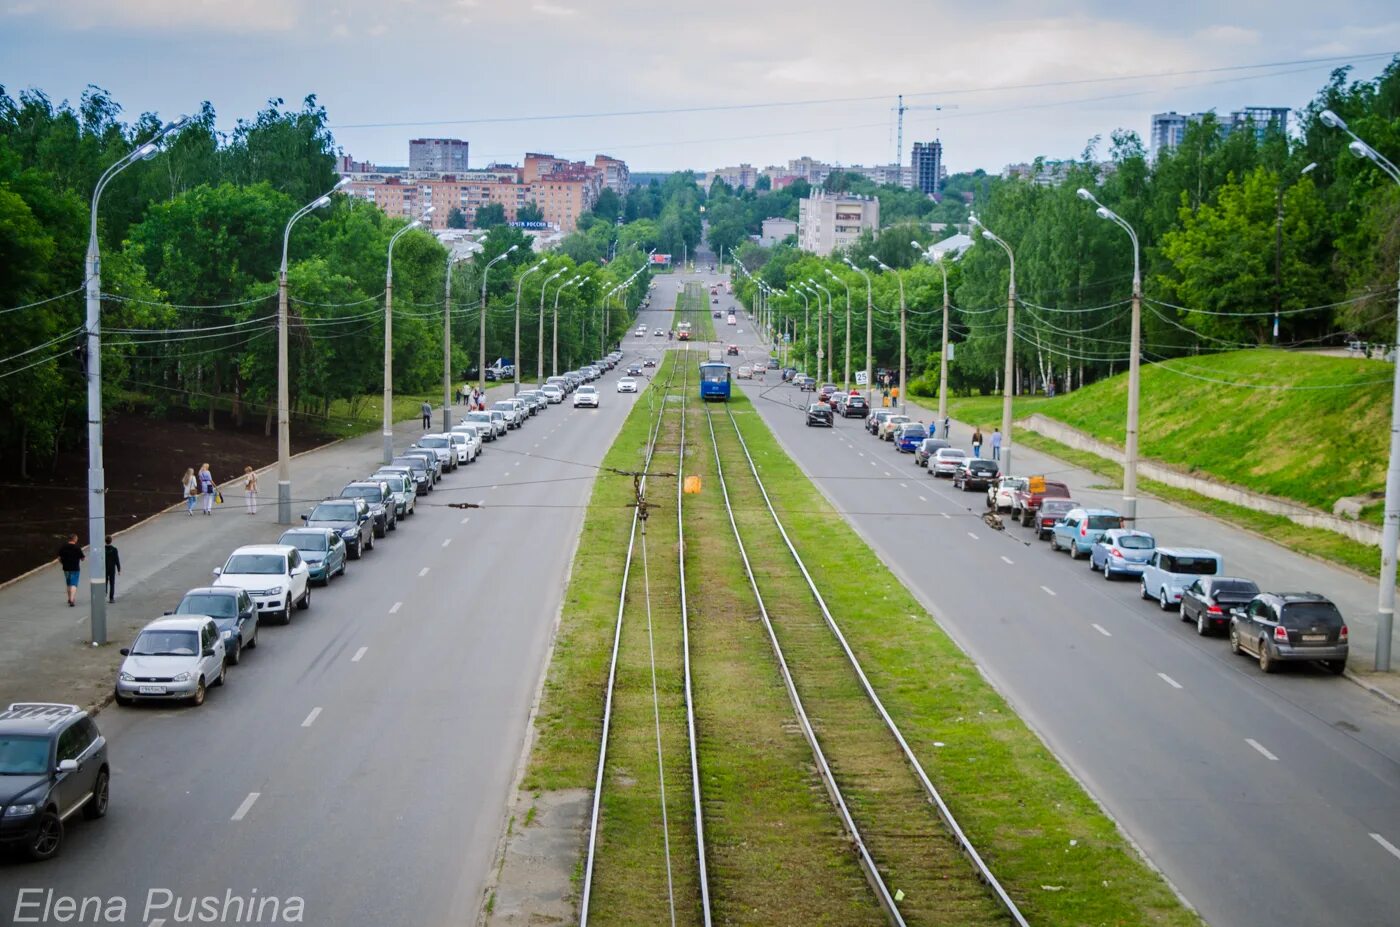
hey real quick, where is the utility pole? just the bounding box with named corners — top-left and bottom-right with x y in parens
top-left (384, 213), bottom-right (428, 464)
top-left (845, 259), bottom-right (874, 406)
top-left (515, 258), bottom-right (547, 395)
top-left (971, 214), bottom-right (1017, 477)
top-left (478, 245), bottom-right (518, 396)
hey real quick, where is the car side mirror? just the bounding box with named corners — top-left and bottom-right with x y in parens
top-left (203, 648), bottom-right (217, 658)
top-left (120, 648), bottom-right (130, 656)
top-left (163, 610), bottom-right (173, 616)
top-left (211, 567), bottom-right (222, 576)
top-left (300, 514), bottom-right (309, 522)
top-left (57, 759), bottom-right (79, 774)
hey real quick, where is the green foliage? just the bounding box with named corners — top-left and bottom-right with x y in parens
top-left (517, 201), bottom-right (545, 224)
top-left (474, 202), bottom-right (506, 228)
top-left (446, 207), bottom-right (467, 229)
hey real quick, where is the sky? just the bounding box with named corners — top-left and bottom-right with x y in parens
top-left (1, 0), bottom-right (1397, 175)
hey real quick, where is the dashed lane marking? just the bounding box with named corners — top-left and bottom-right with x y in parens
top-left (418, 567), bottom-right (430, 577)
top-left (352, 646), bottom-right (368, 662)
top-left (1246, 738), bottom-right (1278, 761)
top-left (301, 707), bottom-right (322, 728)
top-left (1157, 673), bottom-right (1183, 690)
top-left (389, 602), bottom-right (402, 614)
top-left (1000, 555), bottom-right (1014, 565)
top-left (1041, 585), bottom-right (1056, 597)
top-left (967, 531), bottom-right (980, 540)
top-left (442, 538), bottom-right (452, 548)
top-left (231, 792), bottom-right (260, 821)
top-left (1092, 623), bottom-right (1112, 637)
top-left (918, 495), bottom-right (928, 502)
top-left (1371, 833), bottom-right (1400, 861)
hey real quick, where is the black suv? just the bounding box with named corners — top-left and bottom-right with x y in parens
top-left (838, 394), bottom-right (869, 418)
top-left (304, 498), bottom-right (375, 559)
top-left (0, 703), bottom-right (109, 861)
top-left (340, 480), bottom-right (397, 537)
top-left (1229, 592), bottom-right (1348, 674)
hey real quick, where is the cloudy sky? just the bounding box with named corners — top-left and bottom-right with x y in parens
top-left (2, 0), bottom-right (1396, 174)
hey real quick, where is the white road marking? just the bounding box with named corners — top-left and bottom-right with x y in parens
top-left (1092, 623), bottom-right (1112, 637)
top-left (1041, 585), bottom-right (1056, 597)
top-left (460, 516), bottom-right (470, 524)
top-left (1246, 738), bottom-right (1278, 761)
top-left (899, 482), bottom-right (908, 489)
top-left (491, 485), bottom-right (499, 491)
top-left (940, 512), bottom-right (951, 520)
top-left (1157, 673), bottom-right (1183, 690)
top-left (869, 460), bottom-right (877, 467)
top-left (418, 567), bottom-right (430, 577)
top-left (352, 646), bottom-right (368, 662)
top-left (857, 452), bottom-right (865, 458)
top-left (231, 792), bottom-right (260, 821)
top-left (389, 601), bottom-right (402, 614)
top-left (967, 531), bottom-right (980, 540)
top-left (301, 707), bottom-right (322, 728)
top-left (442, 537), bottom-right (452, 548)
top-left (918, 495), bottom-right (928, 502)
top-left (1000, 555), bottom-right (1014, 565)
top-left (1371, 833), bottom-right (1400, 861)
top-left (514, 461), bottom-right (521, 467)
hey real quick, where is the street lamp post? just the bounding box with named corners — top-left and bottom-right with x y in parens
top-left (871, 257), bottom-right (905, 410)
top-left (84, 116), bottom-right (188, 643)
top-left (845, 258), bottom-right (874, 406)
top-left (795, 287), bottom-right (811, 373)
top-left (913, 241), bottom-right (958, 424)
top-left (814, 281), bottom-right (835, 383)
top-left (969, 214), bottom-right (1017, 476)
top-left (478, 244), bottom-right (519, 395)
top-left (825, 268), bottom-right (851, 387)
top-left (514, 257), bottom-right (548, 395)
top-left (384, 209), bottom-right (431, 464)
top-left (278, 177), bottom-right (348, 525)
top-left (538, 268), bottom-right (566, 383)
top-left (555, 276), bottom-right (584, 375)
top-left (1320, 108), bottom-right (1400, 671)
top-left (1273, 162), bottom-right (1317, 341)
top-left (442, 252), bottom-right (470, 432)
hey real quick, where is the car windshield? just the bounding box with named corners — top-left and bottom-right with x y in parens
top-left (940, 450), bottom-right (966, 459)
top-left (342, 486), bottom-right (381, 502)
top-left (282, 531), bottom-right (328, 552)
top-left (970, 461), bottom-right (997, 471)
top-left (1087, 515), bottom-right (1122, 530)
top-left (418, 437), bottom-right (448, 448)
top-left (393, 458), bottom-right (425, 471)
top-left (175, 594), bottom-right (237, 618)
top-left (310, 503), bottom-right (358, 522)
top-left (1117, 534), bottom-right (1154, 549)
top-left (492, 402), bottom-right (514, 411)
top-left (131, 629), bottom-right (199, 657)
top-left (0, 735), bottom-right (49, 775)
top-left (223, 553), bottom-right (285, 575)
top-left (578, 386), bottom-right (597, 394)
top-left (1212, 580), bottom-right (1258, 598)
top-left (1281, 601), bottom-right (1344, 628)
top-left (466, 413), bottom-right (491, 423)
top-left (1042, 500), bottom-right (1073, 514)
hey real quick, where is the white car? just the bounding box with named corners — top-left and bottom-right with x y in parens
top-left (464, 410), bottom-right (504, 438)
top-left (988, 476), bottom-right (1027, 512)
top-left (617, 377), bottom-right (638, 393)
top-left (574, 385), bottom-right (600, 408)
top-left (442, 430), bottom-right (480, 464)
top-left (540, 384), bottom-right (565, 403)
top-left (930, 448), bottom-right (968, 478)
top-left (115, 616), bottom-right (225, 706)
top-left (736, 366), bottom-right (753, 379)
top-left (213, 544), bottom-right (311, 625)
top-left (727, 314), bottom-right (736, 325)
top-left (492, 400), bottom-right (523, 429)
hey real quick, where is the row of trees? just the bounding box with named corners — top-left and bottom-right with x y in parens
top-left (0, 87), bottom-right (646, 475)
top-left (731, 60), bottom-right (1400, 398)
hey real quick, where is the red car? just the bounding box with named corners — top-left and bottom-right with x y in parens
top-left (1014, 477), bottom-right (1072, 527)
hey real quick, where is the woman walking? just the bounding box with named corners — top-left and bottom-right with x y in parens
top-left (183, 467), bottom-right (199, 515)
top-left (971, 428), bottom-right (984, 459)
top-left (243, 466), bottom-right (259, 515)
top-left (198, 463), bottom-right (216, 515)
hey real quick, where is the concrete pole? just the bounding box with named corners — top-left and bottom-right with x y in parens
top-left (843, 282), bottom-right (852, 387)
top-left (539, 270), bottom-right (562, 384)
top-left (382, 267), bottom-right (395, 464)
top-left (1000, 264), bottom-right (1016, 479)
top-left (1125, 253), bottom-right (1142, 525)
top-left (84, 231), bottom-right (107, 644)
top-left (938, 261), bottom-right (950, 422)
top-left (896, 273), bottom-right (906, 411)
top-left (1378, 252), bottom-right (1400, 671)
top-left (277, 268), bottom-right (291, 523)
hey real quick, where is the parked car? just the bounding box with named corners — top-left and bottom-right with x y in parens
top-left (464, 410), bottom-right (502, 439)
top-left (371, 469), bottom-right (418, 514)
top-left (878, 415), bottom-right (911, 441)
top-left (818, 383), bottom-right (838, 405)
top-left (340, 480), bottom-right (396, 536)
top-left (987, 476), bottom-right (1028, 512)
top-left (574, 385), bottom-right (600, 408)
top-left (617, 377), bottom-right (639, 393)
top-left (726, 344), bottom-right (740, 356)
top-left (412, 435), bottom-right (457, 472)
top-left (1180, 576), bottom-right (1261, 636)
top-left (914, 437), bottom-right (950, 467)
top-left (1013, 478), bottom-right (1072, 526)
top-left (444, 430), bottom-right (481, 464)
top-left (115, 616), bottom-right (225, 707)
top-left (546, 375), bottom-right (572, 395)
top-left (486, 410), bottom-right (510, 435)
top-left (867, 409), bottom-right (893, 435)
top-left (837, 394), bottom-right (869, 418)
top-left (540, 384), bottom-right (565, 403)
top-left (0, 702), bottom-right (109, 860)
top-left (492, 400), bottom-right (523, 430)
top-left (278, 527), bottom-right (348, 585)
top-left (303, 498), bottom-right (374, 560)
top-left (1049, 508), bottom-right (1124, 559)
top-left (213, 544), bottom-right (311, 624)
top-left (400, 449), bottom-right (441, 483)
top-left (1088, 528), bottom-right (1156, 579)
top-left (952, 458), bottom-right (1000, 491)
top-left (172, 586), bottom-right (258, 665)
top-left (1032, 498), bottom-right (1077, 540)
top-left (1229, 592), bottom-right (1348, 674)
top-left (930, 447), bottom-right (967, 477)
top-left (1140, 547), bottom-right (1224, 610)
top-left (895, 422), bottom-right (928, 452)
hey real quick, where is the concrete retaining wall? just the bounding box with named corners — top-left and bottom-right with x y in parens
top-left (1020, 413), bottom-right (1383, 548)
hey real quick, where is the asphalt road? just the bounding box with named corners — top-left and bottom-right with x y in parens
top-left (723, 327), bottom-right (1400, 927)
top-left (0, 312), bottom-right (679, 925)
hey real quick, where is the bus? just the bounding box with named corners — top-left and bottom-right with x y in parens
top-left (699, 362), bottom-right (731, 401)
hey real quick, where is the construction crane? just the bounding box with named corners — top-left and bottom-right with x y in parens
top-left (894, 95), bottom-right (958, 184)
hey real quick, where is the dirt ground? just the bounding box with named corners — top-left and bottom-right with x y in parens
top-left (1, 407), bottom-right (333, 585)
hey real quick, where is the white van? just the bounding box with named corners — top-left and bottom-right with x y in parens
top-left (1141, 547), bottom-right (1224, 611)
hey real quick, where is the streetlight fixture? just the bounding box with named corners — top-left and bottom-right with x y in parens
top-left (84, 114), bottom-right (190, 643)
top-left (968, 213), bottom-right (1017, 476)
top-left (843, 257), bottom-right (875, 406)
top-left (794, 285), bottom-right (812, 374)
top-left (278, 176), bottom-right (350, 525)
top-left (1077, 187), bottom-right (1143, 525)
top-left (870, 256), bottom-right (906, 410)
top-left (383, 207), bottom-right (432, 464)
top-left (514, 257), bottom-right (549, 395)
top-left (825, 268), bottom-right (852, 387)
top-left (1319, 108), bottom-right (1400, 672)
top-left (442, 251), bottom-right (471, 431)
top-left (912, 240), bottom-right (960, 423)
top-left (478, 244), bottom-right (519, 395)
top-left (813, 280), bottom-right (835, 383)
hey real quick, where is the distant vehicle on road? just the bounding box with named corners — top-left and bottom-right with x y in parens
top-left (878, 415), bottom-right (910, 441)
top-left (617, 377), bottom-right (639, 393)
top-left (727, 344), bottom-right (739, 356)
top-left (796, 376), bottom-right (816, 392)
top-left (727, 314), bottom-right (737, 325)
top-left (1089, 528), bottom-right (1156, 579)
top-left (1229, 592), bottom-right (1348, 674)
top-left (1013, 477), bottom-right (1071, 526)
top-left (1180, 576), bottom-right (1260, 636)
top-left (0, 702), bottom-right (109, 859)
top-left (1140, 547), bottom-right (1224, 610)
top-left (573, 385), bottom-right (600, 408)
top-left (736, 365), bottom-right (753, 379)
top-left (805, 402), bottom-right (834, 427)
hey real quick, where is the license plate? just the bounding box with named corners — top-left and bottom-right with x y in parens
top-left (1301, 634), bottom-right (1327, 643)
top-left (138, 686), bottom-right (166, 695)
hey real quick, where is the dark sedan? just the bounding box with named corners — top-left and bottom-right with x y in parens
top-left (952, 458), bottom-right (1000, 491)
top-left (304, 498), bottom-right (374, 559)
top-left (1181, 576), bottom-right (1261, 636)
top-left (914, 437), bottom-right (950, 467)
top-left (172, 587), bottom-right (258, 665)
top-left (805, 403), bottom-right (834, 427)
top-left (1033, 498), bottom-right (1078, 540)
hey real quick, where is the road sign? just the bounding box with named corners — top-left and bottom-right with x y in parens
top-left (1028, 475), bottom-right (1046, 494)
top-left (855, 370), bottom-right (869, 386)
top-left (946, 342), bottom-right (955, 360)
top-left (817, 349), bottom-right (825, 359)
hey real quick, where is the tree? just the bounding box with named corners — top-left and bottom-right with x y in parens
top-left (517, 201), bottom-right (545, 224)
top-left (592, 188), bottom-right (621, 224)
top-left (446, 207), bottom-right (467, 229)
top-left (474, 202), bottom-right (506, 228)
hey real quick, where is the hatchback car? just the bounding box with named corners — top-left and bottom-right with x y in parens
top-left (1140, 548), bottom-right (1224, 611)
top-left (0, 703), bottom-right (108, 860)
top-left (987, 476), bottom-right (1027, 513)
top-left (1180, 576), bottom-right (1260, 636)
top-left (1049, 508), bottom-right (1123, 559)
top-left (278, 527), bottom-right (347, 585)
top-left (172, 586), bottom-right (258, 665)
top-left (574, 385), bottom-right (600, 408)
top-left (805, 403), bottom-right (834, 427)
top-left (445, 430), bottom-right (480, 464)
top-left (643, 358), bottom-right (656, 368)
top-left (929, 447), bottom-right (967, 478)
top-left (879, 415), bottom-right (911, 441)
top-left (1229, 592), bottom-right (1348, 674)
top-left (617, 377), bottom-right (639, 393)
top-left (952, 458), bottom-right (1000, 491)
top-left (115, 616), bottom-right (225, 707)
top-left (1089, 529), bottom-right (1156, 579)
top-left (839, 394), bottom-right (869, 418)
top-left (213, 544), bottom-right (311, 624)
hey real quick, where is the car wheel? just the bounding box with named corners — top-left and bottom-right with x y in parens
top-left (1140, 580), bottom-right (1152, 601)
top-left (1159, 589), bottom-right (1172, 611)
top-left (299, 586), bottom-right (311, 610)
top-left (190, 678), bottom-right (207, 707)
top-left (25, 809), bottom-right (62, 861)
top-left (227, 639), bottom-right (241, 666)
top-left (367, 532), bottom-right (375, 551)
top-left (339, 558), bottom-right (348, 576)
top-left (1068, 542), bottom-right (1080, 560)
top-left (374, 522), bottom-right (386, 539)
top-left (82, 768), bottom-right (109, 820)
top-left (389, 516), bottom-right (398, 532)
top-left (1089, 556), bottom-right (1098, 571)
top-left (1196, 612), bottom-right (1210, 636)
top-left (1103, 564), bottom-right (1113, 581)
top-left (1326, 659), bottom-right (1347, 675)
top-left (1259, 641), bottom-right (1276, 673)
top-left (1229, 626), bottom-right (1243, 654)
top-left (350, 541), bottom-right (361, 561)
top-left (114, 689), bottom-right (132, 707)
top-left (247, 626), bottom-right (258, 649)
top-left (213, 663), bottom-right (226, 687)
top-left (1049, 535), bottom-right (1059, 551)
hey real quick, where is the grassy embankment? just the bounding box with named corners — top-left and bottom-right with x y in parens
top-left (946, 349), bottom-right (1391, 577)
top-left (521, 352), bottom-right (1199, 925)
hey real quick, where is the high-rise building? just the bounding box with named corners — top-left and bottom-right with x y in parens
top-left (593, 154), bottom-right (630, 193)
top-left (797, 191), bottom-right (880, 256)
top-left (1150, 113), bottom-right (1191, 161)
top-left (409, 138), bottom-right (470, 173)
top-left (911, 141), bottom-right (943, 195)
top-left (1151, 107), bottom-right (1290, 160)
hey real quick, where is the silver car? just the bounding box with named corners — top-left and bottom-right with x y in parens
top-left (371, 469), bottom-right (417, 515)
top-left (115, 616), bottom-right (225, 706)
top-left (541, 384), bottom-right (565, 403)
top-left (464, 410), bottom-right (504, 439)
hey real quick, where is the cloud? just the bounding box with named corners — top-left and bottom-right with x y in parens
top-left (1195, 25), bottom-right (1262, 45)
top-left (29, 0), bottom-right (303, 32)
top-left (532, 2), bottom-right (577, 17)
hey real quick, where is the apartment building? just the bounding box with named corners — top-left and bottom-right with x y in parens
top-left (1150, 106), bottom-right (1290, 160)
top-left (593, 154), bottom-right (630, 193)
top-left (409, 138), bottom-right (469, 173)
top-left (796, 191), bottom-right (880, 255)
top-left (911, 140), bottom-right (943, 195)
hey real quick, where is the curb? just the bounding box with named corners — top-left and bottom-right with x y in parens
top-left (1343, 669), bottom-right (1400, 709)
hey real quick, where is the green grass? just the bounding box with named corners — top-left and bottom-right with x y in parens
top-left (674, 282), bottom-right (717, 342)
top-left (320, 392), bottom-right (440, 440)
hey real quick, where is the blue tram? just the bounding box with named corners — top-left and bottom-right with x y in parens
top-left (699, 362), bottom-right (732, 401)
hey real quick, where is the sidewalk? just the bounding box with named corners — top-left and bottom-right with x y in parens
top-left (0, 383), bottom-right (522, 712)
top-left (888, 392), bottom-right (1400, 706)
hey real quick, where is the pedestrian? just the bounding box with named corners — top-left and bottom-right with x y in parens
top-left (104, 535), bottom-right (121, 603)
top-left (57, 533), bottom-right (83, 607)
top-left (971, 428), bottom-right (984, 458)
top-left (421, 401), bottom-right (432, 430)
top-left (182, 467), bottom-right (198, 515)
top-left (942, 415), bottom-right (950, 438)
top-left (243, 465), bottom-right (259, 515)
top-left (476, 388), bottom-right (485, 411)
top-left (198, 462), bottom-right (216, 515)
top-left (991, 427), bottom-right (1003, 461)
